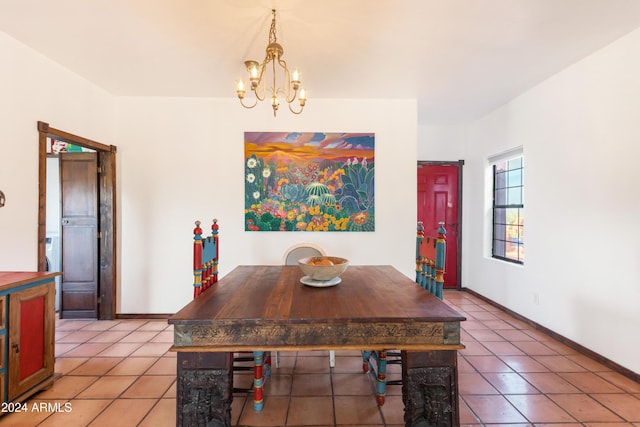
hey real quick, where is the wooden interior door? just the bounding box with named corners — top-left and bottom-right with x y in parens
top-left (60, 152), bottom-right (99, 318)
top-left (417, 163), bottom-right (462, 288)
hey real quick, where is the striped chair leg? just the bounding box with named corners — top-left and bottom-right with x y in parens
top-left (253, 351), bottom-right (265, 412)
top-left (362, 351), bottom-right (372, 373)
top-left (374, 351), bottom-right (388, 406)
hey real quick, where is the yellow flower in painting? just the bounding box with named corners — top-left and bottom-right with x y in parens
top-left (287, 210), bottom-right (297, 221)
top-left (296, 222), bottom-right (307, 231)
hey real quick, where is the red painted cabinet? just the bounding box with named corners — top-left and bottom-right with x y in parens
top-left (0, 272), bottom-right (57, 403)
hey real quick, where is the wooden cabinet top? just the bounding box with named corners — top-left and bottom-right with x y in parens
top-left (0, 272), bottom-right (60, 292)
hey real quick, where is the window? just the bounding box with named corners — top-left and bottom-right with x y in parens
top-left (492, 156), bottom-right (524, 263)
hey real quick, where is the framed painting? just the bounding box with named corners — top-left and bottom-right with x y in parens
top-left (244, 132), bottom-right (375, 232)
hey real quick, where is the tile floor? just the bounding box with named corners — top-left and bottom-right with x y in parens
top-left (1, 290), bottom-right (639, 426)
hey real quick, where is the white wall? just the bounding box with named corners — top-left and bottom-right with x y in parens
top-left (417, 124), bottom-right (467, 161)
top-left (463, 28), bottom-right (640, 373)
top-left (115, 97), bottom-right (417, 313)
top-left (0, 31), bottom-right (115, 271)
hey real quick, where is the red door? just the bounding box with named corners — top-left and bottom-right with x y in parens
top-left (417, 163), bottom-right (461, 288)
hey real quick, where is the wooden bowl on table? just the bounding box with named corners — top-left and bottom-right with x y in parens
top-left (298, 256), bottom-right (349, 286)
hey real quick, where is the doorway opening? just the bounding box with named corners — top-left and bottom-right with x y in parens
top-left (37, 121), bottom-right (117, 320)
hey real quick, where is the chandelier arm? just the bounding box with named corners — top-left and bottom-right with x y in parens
top-left (239, 96), bottom-right (259, 109)
top-left (277, 57), bottom-right (298, 103)
top-left (288, 102), bottom-right (304, 115)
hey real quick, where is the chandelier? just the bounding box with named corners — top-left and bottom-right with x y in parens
top-left (235, 9), bottom-right (306, 117)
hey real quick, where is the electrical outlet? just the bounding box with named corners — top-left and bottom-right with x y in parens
top-left (533, 293), bottom-right (540, 305)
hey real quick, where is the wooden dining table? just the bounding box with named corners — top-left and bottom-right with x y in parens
top-left (169, 265), bottom-right (465, 426)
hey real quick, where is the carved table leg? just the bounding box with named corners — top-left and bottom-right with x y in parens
top-left (176, 352), bottom-right (233, 427)
top-left (402, 350), bottom-right (460, 427)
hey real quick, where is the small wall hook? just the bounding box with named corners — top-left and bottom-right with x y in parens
top-left (0, 190), bottom-right (5, 207)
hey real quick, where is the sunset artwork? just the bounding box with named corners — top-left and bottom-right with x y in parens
top-left (244, 132), bottom-right (375, 232)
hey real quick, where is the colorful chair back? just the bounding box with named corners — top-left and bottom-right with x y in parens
top-left (191, 219), bottom-right (268, 412)
top-left (416, 221), bottom-right (446, 299)
top-left (193, 219), bottom-right (219, 299)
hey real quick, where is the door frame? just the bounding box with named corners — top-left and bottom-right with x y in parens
top-left (418, 160), bottom-right (464, 289)
top-left (37, 121), bottom-right (117, 320)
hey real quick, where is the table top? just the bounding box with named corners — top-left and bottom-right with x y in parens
top-left (169, 265), bottom-right (465, 352)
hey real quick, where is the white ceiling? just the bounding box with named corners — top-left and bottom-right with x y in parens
top-left (2, 0), bottom-right (640, 124)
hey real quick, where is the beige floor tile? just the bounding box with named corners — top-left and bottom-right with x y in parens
top-left (379, 394), bottom-right (405, 425)
top-left (38, 399), bottom-right (111, 427)
top-left (97, 342), bottom-right (143, 357)
top-left (505, 394), bottom-right (577, 423)
top-left (55, 320), bottom-right (96, 331)
top-left (150, 330), bottom-right (174, 343)
top-left (69, 357), bottom-right (122, 375)
top-left (109, 319), bottom-right (148, 331)
top-left (80, 320), bottom-right (122, 331)
top-left (591, 393), bottom-right (640, 421)
top-left (559, 372), bottom-right (624, 393)
top-left (263, 374), bottom-right (293, 396)
top-left (163, 380), bottom-right (177, 398)
top-left (291, 373), bottom-right (332, 396)
top-left (137, 320), bottom-right (169, 331)
top-left (548, 394), bottom-right (624, 422)
top-left (87, 330), bottom-right (131, 343)
top-left (55, 343), bottom-right (81, 357)
top-left (63, 343), bottom-right (112, 358)
top-left (238, 395), bottom-right (289, 426)
top-left (108, 356), bottom-right (158, 375)
top-left (36, 375), bottom-right (98, 399)
top-left (286, 396), bottom-right (334, 425)
top-left (139, 398), bottom-right (176, 427)
top-left (294, 356), bottom-right (331, 374)
top-left (88, 398), bottom-right (157, 426)
top-left (54, 357), bottom-right (89, 375)
top-left (121, 375), bottom-right (175, 398)
top-left (333, 355), bottom-right (367, 374)
top-left (119, 331), bottom-right (160, 342)
top-left (334, 395), bottom-right (384, 425)
top-left (129, 342), bottom-right (172, 357)
top-left (56, 330), bottom-right (102, 343)
top-left (55, 330), bottom-right (74, 341)
top-left (333, 372), bottom-right (374, 395)
top-left (146, 357), bottom-right (177, 375)
top-left (76, 375), bottom-right (138, 398)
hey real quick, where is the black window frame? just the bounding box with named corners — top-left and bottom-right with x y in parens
top-left (492, 156), bottom-right (524, 264)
